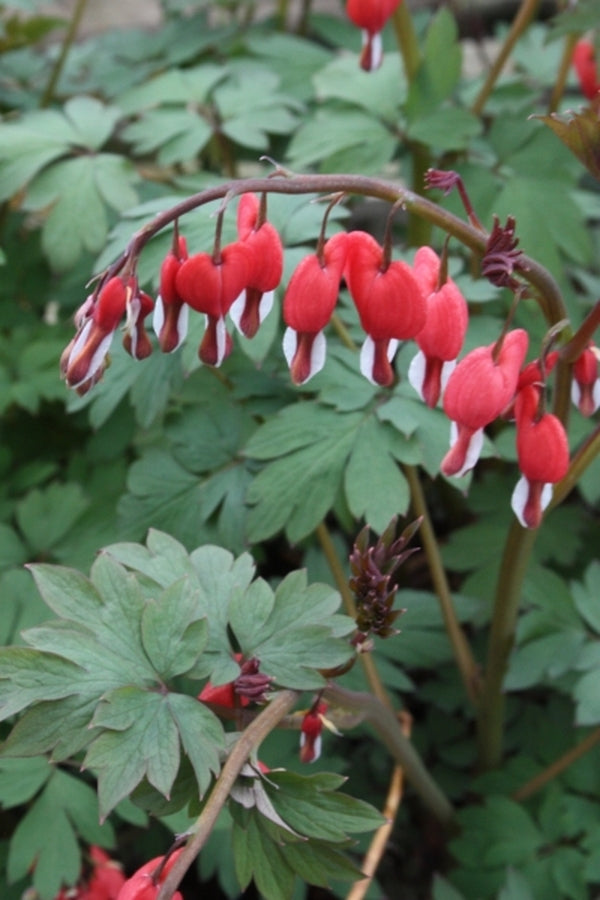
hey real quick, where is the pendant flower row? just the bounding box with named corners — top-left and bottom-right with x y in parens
top-left (61, 192), bottom-right (598, 531)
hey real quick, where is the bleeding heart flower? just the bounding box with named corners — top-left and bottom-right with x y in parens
top-left (511, 385), bottom-right (570, 528)
top-left (63, 277), bottom-right (128, 389)
top-left (345, 230), bottom-right (426, 387)
top-left (441, 329), bottom-right (529, 477)
top-left (230, 193), bottom-right (283, 338)
top-left (346, 0), bottom-right (402, 71)
top-left (122, 284), bottom-right (154, 361)
top-left (116, 850), bottom-right (183, 900)
top-left (572, 343), bottom-right (600, 416)
top-left (153, 234), bottom-right (190, 353)
top-left (572, 39), bottom-right (600, 101)
top-left (299, 701), bottom-right (329, 764)
top-left (408, 246), bottom-right (469, 407)
top-left (175, 241), bottom-right (251, 366)
top-left (282, 231), bottom-right (348, 384)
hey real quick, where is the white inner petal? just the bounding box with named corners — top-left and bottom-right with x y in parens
top-left (152, 295), bottom-right (165, 337)
top-left (408, 349), bottom-right (426, 400)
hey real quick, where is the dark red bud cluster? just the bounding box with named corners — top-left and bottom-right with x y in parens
top-left (349, 516), bottom-right (421, 641)
top-left (481, 215), bottom-right (525, 290)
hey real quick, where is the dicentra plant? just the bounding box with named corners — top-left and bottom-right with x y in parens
top-left (0, 1), bottom-right (599, 899)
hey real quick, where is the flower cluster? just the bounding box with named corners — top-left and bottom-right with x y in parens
top-left (61, 192), bottom-right (599, 530)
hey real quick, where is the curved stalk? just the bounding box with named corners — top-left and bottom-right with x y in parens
top-left (157, 689), bottom-right (299, 900)
top-left (104, 172), bottom-right (568, 333)
top-left (325, 683), bottom-right (455, 826)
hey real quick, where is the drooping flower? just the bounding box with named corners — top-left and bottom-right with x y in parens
top-left (86, 846), bottom-right (127, 900)
top-left (175, 241), bottom-right (251, 366)
top-left (62, 277), bottom-right (128, 389)
top-left (345, 230), bottom-right (426, 387)
top-left (122, 286), bottom-right (154, 361)
top-left (572, 343), bottom-right (600, 416)
top-left (282, 231), bottom-right (348, 384)
top-left (572, 39), bottom-right (600, 101)
top-left (511, 385), bottom-right (569, 529)
top-left (299, 701), bottom-right (329, 764)
top-left (441, 329), bottom-right (529, 477)
top-left (346, 0), bottom-right (402, 71)
top-left (153, 233), bottom-right (190, 353)
top-left (117, 850), bottom-right (183, 900)
top-left (501, 349), bottom-right (559, 420)
top-left (408, 246), bottom-right (469, 407)
top-left (230, 193), bottom-right (284, 338)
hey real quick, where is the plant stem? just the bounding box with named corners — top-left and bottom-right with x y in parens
top-left (548, 32), bottom-right (579, 113)
top-left (476, 522), bottom-right (538, 770)
top-left (513, 727), bottom-right (600, 801)
top-left (470, 0), bottom-right (541, 118)
top-left (391, 3), bottom-right (421, 83)
top-left (390, 3), bottom-right (430, 246)
top-left (41, 0), bottom-right (89, 107)
top-left (404, 466), bottom-right (481, 704)
top-left (346, 759), bottom-right (406, 900)
top-left (325, 683), bottom-right (455, 826)
top-left (551, 422), bottom-right (600, 509)
top-left (315, 522), bottom-right (391, 708)
top-left (157, 689), bottom-right (299, 900)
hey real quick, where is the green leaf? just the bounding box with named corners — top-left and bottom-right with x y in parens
top-left (0, 647), bottom-right (81, 721)
top-left (245, 404), bottom-right (363, 542)
top-left (313, 52), bottom-right (406, 122)
top-left (405, 7), bottom-right (461, 120)
top-left (16, 482), bottom-right (89, 554)
top-left (344, 419), bottom-right (410, 532)
top-left (229, 571), bottom-right (354, 689)
top-left (406, 106), bottom-right (481, 152)
top-left (6, 767), bottom-right (112, 900)
top-left (141, 579), bottom-right (207, 679)
top-left (63, 95), bottom-right (122, 150)
top-left (572, 562), bottom-right (600, 634)
top-left (0, 756), bottom-right (52, 808)
top-left (285, 109), bottom-right (396, 174)
top-left (231, 768), bottom-right (382, 900)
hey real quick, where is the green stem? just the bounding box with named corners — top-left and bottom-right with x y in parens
top-left (551, 422), bottom-right (600, 509)
top-left (40, 0), bottom-right (89, 107)
top-left (157, 689), bottom-right (299, 900)
top-left (391, 3), bottom-right (421, 83)
top-left (476, 522), bottom-right (537, 770)
top-left (325, 683), bottom-right (455, 826)
top-left (513, 727), bottom-right (600, 801)
top-left (404, 466), bottom-right (481, 704)
top-left (470, 0), bottom-right (541, 118)
top-left (548, 32), bottom-right (579, 113)
top-left (276, 0), bottom-right (289, 31)
top-left (390, 4), bottom-right (429, 245)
